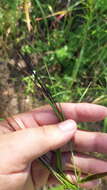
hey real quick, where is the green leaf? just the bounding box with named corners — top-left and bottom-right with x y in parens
top-left (80, 172), bottom-right (107, 183)
top-left (55, 46), bottom-right (69, 61)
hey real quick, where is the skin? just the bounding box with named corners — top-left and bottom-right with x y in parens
top-left (0, 103), bottom-right (107, 190)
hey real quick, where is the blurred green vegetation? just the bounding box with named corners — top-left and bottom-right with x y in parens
top-left (0, 0), bottom-right (107, 104)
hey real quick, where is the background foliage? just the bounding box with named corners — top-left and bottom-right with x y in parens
top-left (0, 0), bottom-right (107, 104)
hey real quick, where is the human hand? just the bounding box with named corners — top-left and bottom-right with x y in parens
top-left (0, 103), bottom-right (107, 190)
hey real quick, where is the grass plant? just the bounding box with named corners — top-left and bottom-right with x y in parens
top-left (17, 51), bottom-right (79, 189)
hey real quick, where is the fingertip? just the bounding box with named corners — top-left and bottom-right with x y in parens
top-left (58, 120), bottom-right (77, 133)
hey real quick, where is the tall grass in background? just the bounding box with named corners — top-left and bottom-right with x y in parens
top-left (0, 0), bottom-right (107, 105)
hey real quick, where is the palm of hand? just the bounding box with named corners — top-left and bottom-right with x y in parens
top-left (0, 120), bottom-right (50, 190)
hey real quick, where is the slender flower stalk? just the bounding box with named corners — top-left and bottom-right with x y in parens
top-left (17, 51), bottom-right (79, 189)
top-left (18, 52), bottom-right (65, 168)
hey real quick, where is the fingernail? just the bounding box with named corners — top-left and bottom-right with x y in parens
top-left (58, 120), bottom-right (77, 132)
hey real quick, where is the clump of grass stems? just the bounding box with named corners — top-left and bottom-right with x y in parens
top-left (17, 51), bottom-right (80, 189)
top-left (15, 51), bottom-right (107, 190)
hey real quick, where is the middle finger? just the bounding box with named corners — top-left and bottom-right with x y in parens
top-left (73, 130), bottom-right (107, 154)
top-left (62, 152), bottom-right (107, 174)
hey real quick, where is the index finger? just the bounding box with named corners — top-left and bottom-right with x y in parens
top-left (32, 103), bottom-right (107, 125)
top-left (1, 103), bottom-right (107, 131)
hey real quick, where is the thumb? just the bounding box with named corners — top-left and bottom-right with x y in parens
top-left (0, 120), bottom-right (77, 172)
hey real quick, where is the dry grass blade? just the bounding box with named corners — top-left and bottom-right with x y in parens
top-left (23, 0), bottom-right (32, 32)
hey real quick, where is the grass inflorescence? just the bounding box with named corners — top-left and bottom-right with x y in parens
top-left (17, 51), bottom-right (80, 189)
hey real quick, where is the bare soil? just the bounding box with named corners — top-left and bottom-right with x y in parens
top-left (0, 59), bottom-right (43, 118)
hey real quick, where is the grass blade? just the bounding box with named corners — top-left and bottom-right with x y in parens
top-left (79, 172), bottom-right (107, 183)
top-left (39, 156), bottom-right (78, 190)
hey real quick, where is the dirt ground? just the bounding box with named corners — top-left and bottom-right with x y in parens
top-left (0, 59), bottom-right (43, 118)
